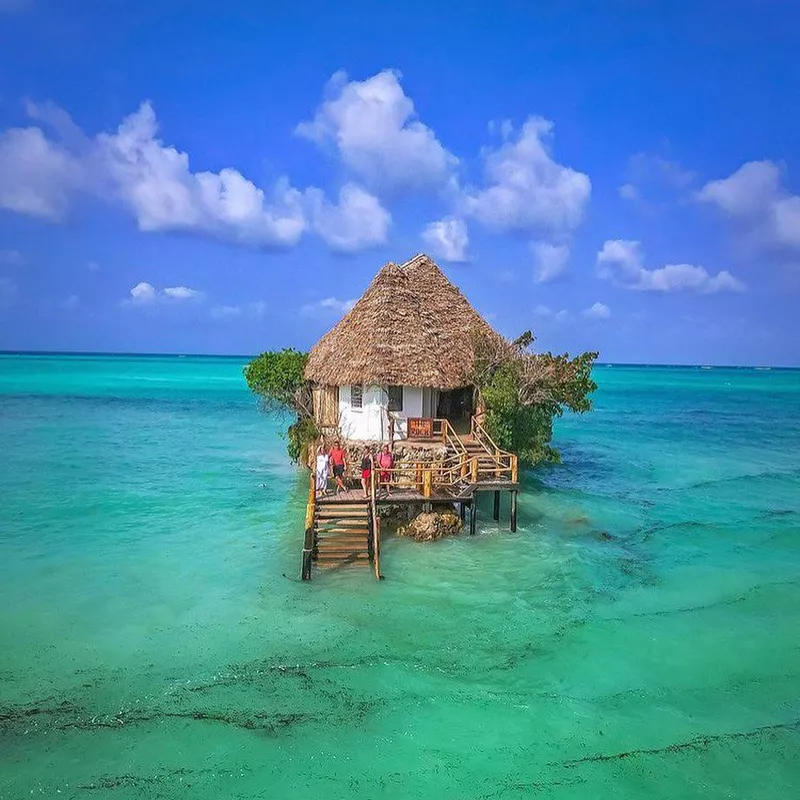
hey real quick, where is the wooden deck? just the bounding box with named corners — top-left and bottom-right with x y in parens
top-left (318, 480), bottom-right (520, 505)
top-left (302, 417), bottom-right (522, 580)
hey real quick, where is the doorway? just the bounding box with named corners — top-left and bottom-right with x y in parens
top-left (436, 386), bottom-right (474, 433)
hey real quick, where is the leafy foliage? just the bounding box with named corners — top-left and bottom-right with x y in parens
top-left (244, 349), bottom-right (317, 462)
top-left (474, 332), bottom-right (598, 466)
top-left (286, 416), bottom-right (319, 464)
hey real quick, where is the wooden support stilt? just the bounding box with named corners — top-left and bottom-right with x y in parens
top-left (510, 490), bottom-right (517, 532)
top-left (493, 490), bottom-right (500, 521)
top-left (470, 497), bottom-right (477, 535)
top-left (459, 502), bottom-right (466, 522)
top-left (302, 471), bottom-right (316, 580)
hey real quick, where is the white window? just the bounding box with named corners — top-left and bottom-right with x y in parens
top-left (350, 384), bottom-right (363, 409)
top-left (387, 385), bottom-right (403, 412)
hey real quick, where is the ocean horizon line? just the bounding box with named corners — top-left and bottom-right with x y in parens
top-left (0, 349), bottom-right (797, 370)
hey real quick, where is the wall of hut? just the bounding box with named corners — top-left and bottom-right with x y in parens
top-left (337, 385), bottom-right (439, 441)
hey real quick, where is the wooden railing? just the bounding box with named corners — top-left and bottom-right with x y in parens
top-left (369, 465), bottom-right (381, 580)
top-left (301, 469), bottom-right (316, 580)
top-left (471, 415), bottom-right (501, 455)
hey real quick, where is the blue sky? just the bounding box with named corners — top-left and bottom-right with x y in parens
top-left (1, 0), bottom-right (799, 365)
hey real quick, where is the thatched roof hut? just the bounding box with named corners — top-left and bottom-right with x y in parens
top-left (305, 254), bottom-right (502, 389)
top-left (306, 254), bottom-right (504, 441)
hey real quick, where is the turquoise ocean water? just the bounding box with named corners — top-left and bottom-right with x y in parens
top-left (1, 354), bottom-right (798, 799)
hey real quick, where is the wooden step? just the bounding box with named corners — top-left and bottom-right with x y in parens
top-left (316, 510), bottom-right (369, 519)
top-left (316, 534), bottom-right (370, 542)
top-left (314, 521), bottom-right (369, 533)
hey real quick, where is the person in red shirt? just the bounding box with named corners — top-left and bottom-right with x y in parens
top-left (377, 444), bottom-right (394, 497)
top-left (328, 440), bottom-right (348, 495)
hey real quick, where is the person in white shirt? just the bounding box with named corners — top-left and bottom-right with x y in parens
top-left (315, 445), bottom-right (330, 497)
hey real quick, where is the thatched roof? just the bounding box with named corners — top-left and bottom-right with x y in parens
top-left (304, 254), bottom-right (504, 390)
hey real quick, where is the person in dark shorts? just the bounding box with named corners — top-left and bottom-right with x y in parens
top-left (329, 440), bottom-right (348, 495)
top-left (360, 447), bottom-right (373, 499)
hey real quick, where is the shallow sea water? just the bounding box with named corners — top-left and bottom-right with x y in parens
top-left (0, 355), bottom-right (798, 799)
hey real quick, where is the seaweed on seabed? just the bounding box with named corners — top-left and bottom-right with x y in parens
top-left (550, 718), bottom-right (800, 768)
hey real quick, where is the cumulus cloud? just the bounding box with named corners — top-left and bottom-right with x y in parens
top-left (305, 183), bottom-right (390, 252)
top-left (162, 285), bottom-right (200, 300)
top-left (597, 239), bottom-right (745, 293)
top-left (127, 281), bottom-right (201, 306)
top-left (296, 69), bottom-right (457, 192)
top-left (696, 160), bottom-right (800, 249)
top-left (583, 301), bottom-right (611, 319)
top-left (531, 241), bottom-right (569, 283)
top-left (0, 126), bottom-right (83, 221)
top-left (300, 296), bottom-right (356, 317)
top-left (1, 98), bottom-right (409, 254)
top-left (421, 217), bottom-right (469, 262)
top-left (99, 103), bottom-right (307, 247)
top-left (533, 304), bottom-right (570, 321)
top-left (462, 117), bottom-right (590, 237)
top-left (130, 281), bottom-right (157, 304)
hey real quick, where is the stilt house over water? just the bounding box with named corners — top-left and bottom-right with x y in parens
top-left (305, 253), bottom-right (504, 441)
top-left (300, 254), bottom-right (520, 581)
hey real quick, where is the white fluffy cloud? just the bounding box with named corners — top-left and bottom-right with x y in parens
top-left (305, 183), bottom-right (390, 252)
top-left (162, 286), bottom-right (200, 300)
top-left (0, 99), bottom-right (408, 254)
top-left (533, 304), bottom-right (570, 321)
top-left (597, 239), bottom-right (745, 293)
top-left (301, 296), bottom-right (356, 317)
top-left (697, 160), bottom-right (800, 249)
top-left (583, 301), bottom-right (611, 319)
top-left (462, 117), bottom-right (590, 236)
top-left (128, 281), bottom-right (201, 305)
top-left (99, 103), bottom-right (307, 247)
top-left (421, 217), bottom-right (469, 262)
top-left (0, 126), bottom-right (82, 221)
top-left (531, 241), bottom-right (569, 283)
top-left (296, 69), bottom-right (457, 192)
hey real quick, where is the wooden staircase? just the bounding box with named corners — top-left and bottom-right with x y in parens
top-left (313, 502), bottom-right (373, 569)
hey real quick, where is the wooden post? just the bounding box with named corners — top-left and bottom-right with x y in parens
top-left (416, 462), bottom-right (423, 494)
top-left (470, 457), bottom-right (478, 484)
top-left (511, 454), bottom-right (519, 484)
top-left (423, 469), bottom-right (433, 499)
top-left (469, 496), bottom-right (477, 535)
top-left (493, 490), bottom-right (500, 521)
top-left (459, 502), bottom-right (466, 521)
top-left (460, 454), bottom-right (468, 479)
top-left (302, 472), bottom-right (316, 580)
top-left (510, 490), bottom-right (517, 532)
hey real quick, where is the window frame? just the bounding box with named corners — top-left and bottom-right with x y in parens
top-left (350, 384), bottom-right (364, 411)
top-left (387, 384), bottom-right (404, 413)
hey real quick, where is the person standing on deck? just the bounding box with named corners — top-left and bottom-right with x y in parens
top-left (329, 440), bottom-right (348, 495)
top-left (377, 444), bottom-right (394, 497)
top-left (314, 445), bottom-right (329, 498)
top-left (360, 447), bottom-right (373, 499)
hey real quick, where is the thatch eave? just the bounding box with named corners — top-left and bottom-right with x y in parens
top-left (304, 254), bottom-right (505, 390)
